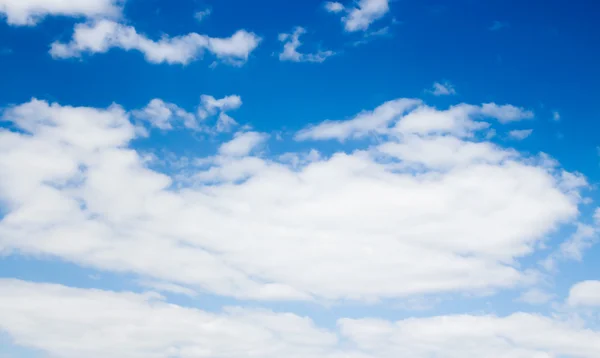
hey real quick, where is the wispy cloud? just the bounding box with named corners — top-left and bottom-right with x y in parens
top-left (508, 129), bottom-right (533, 140)
top-left (428, 81), bottom-right (456, 96)
top-left (489, 21), bottom-right (509, 31)
top-left (194, 8), bottom-right (211, 22)
top-left (553, 111), bottom-right (561, 121)
top-left (278, 27), bottom-right (334, 63)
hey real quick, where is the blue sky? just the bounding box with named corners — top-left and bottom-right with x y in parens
top-left (1, 0), bottom-right (600, 357)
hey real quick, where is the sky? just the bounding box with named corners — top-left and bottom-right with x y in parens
top-left (0, 0), bottom-right (600, 357)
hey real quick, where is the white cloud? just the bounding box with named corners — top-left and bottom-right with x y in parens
top-left (352, 25), bottom-right (391, 46)
top-left (428, 81), bottom-right (456, 96)
top-left (344, 0), bottom-right (389, 32)
top-left (208, 30), bottom-right (262, 64)
top-left (3, 279), bottom-right (600, 357)
top-left (324, 1), bottom-right (344, 13)
top-left (194, 8), bottom-right (211, 22)
top-left (568, 281), bottom-right (600, 307)
top-left (339, 313), bottom-right (600, 357)
top-left (327, 0), bottom-right (390, 32)
top-left (296, 98), bottom-right (421, 141)
top-left (131, 96), bottom-right (246, 134)
top-left (557, 224), bottom-right (597, 261)
top-left (0, 98), bottom-right (586, 302)
top-left (393, 104), bottom-right (489, 137)
top-left (215, 112), bottom-right (238, 132)
top-left (219, 131), bottom-right (269, 157)
top-left (50, 20), bottom-right (261, 65)
top-left (517, 288), bottom-right (554, 305)
top-left (480, 103), bottom-right (534, 123)
top-left (0, 279), bottom-right (337, 358)
top-left (377, 135), bottom-right (516, 170)
top-left (198, 94), bottom-right (242, 118)
top-left (509, 129), bottom-right (533, 140)
top-left (132, 99), bottom-right (197, 130)
top-left (198, 94), bottom-right (242, 132)
top-left (0, 0), bottom-right (122, 26)
top-left (137, 280), bottom-right (198, 297)
top-left (278, 27), bottom-right (334, 63)
top-left (296, 101), bottom-right (534, 142)
top-left (541, 223), bottom-right (596, 271)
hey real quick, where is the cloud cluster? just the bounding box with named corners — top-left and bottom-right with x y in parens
top-left (0, 97), bottom-right (586, 303)
top-left (2, 279), bottom-right (600, 358)
top-left (296, 99), bottom-right (534, 141)
top-left (0, 279), bottom-right (337, 358)
top-left (50, 20), bottom-right (261, 65)
top-left (133, 99), bottom-right (197, 130)
top-left (131, 95), bottom-right (243, 133)
top-left (0, 0), bottom-right (122, 25)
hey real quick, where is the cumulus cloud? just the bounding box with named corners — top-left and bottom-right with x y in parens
top-left (428, 81), bottom-right (456, 96)
top-left (0, 0), bottom-right (122, 25)
top-left (278, 27), bottom-right (334, 63)
top-left (509, 129), bottom-right (533, 140)
top-left (198, 94), bottom-right (242, 132)
top-left (339, 313), bottom-right (600, 357)
top-left (568, 280), bottom-right (600, 307)
top-left (0, 98), bottom-right (586, 303)
top-left (324, 1), bottom-right (344, 13)
top-left (130, 95), bottom-right (244, 134)
top-left (50, 20), bottom-right (261, 65)
top-left (296, 100), bottom-right (534, 141)
top-left (219, 131), bottom-right (269, 157)
top-left (132, 99), bottom-right (197, 130)
top-left (377, 135), bottom-right (516, 170)
top-left (2, 279), bottom-right (600, 358)
top-left (0, 279), bottom-right (336, 358)
top-left (480, 103), bottom-right (534, 123)
top-left (327, 0), bottom-right (390, 32)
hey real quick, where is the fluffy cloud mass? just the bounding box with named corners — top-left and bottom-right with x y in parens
top-left (2, 2), bottom-right (598, 357)
top-left (2, 279), bottom-right (600, 357)
top-left (568, 280), bottom-right (600, 307)
top-left (132, 99), bottom-right (197, 130)
top-left (50, 20), bottom-right (261, 65)
top-left (0, 0), bottom-right (122, 25)
top-left (0, 97), bottom-right (586, 304)
top-left (0, 279), bottom-right (338, 358)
